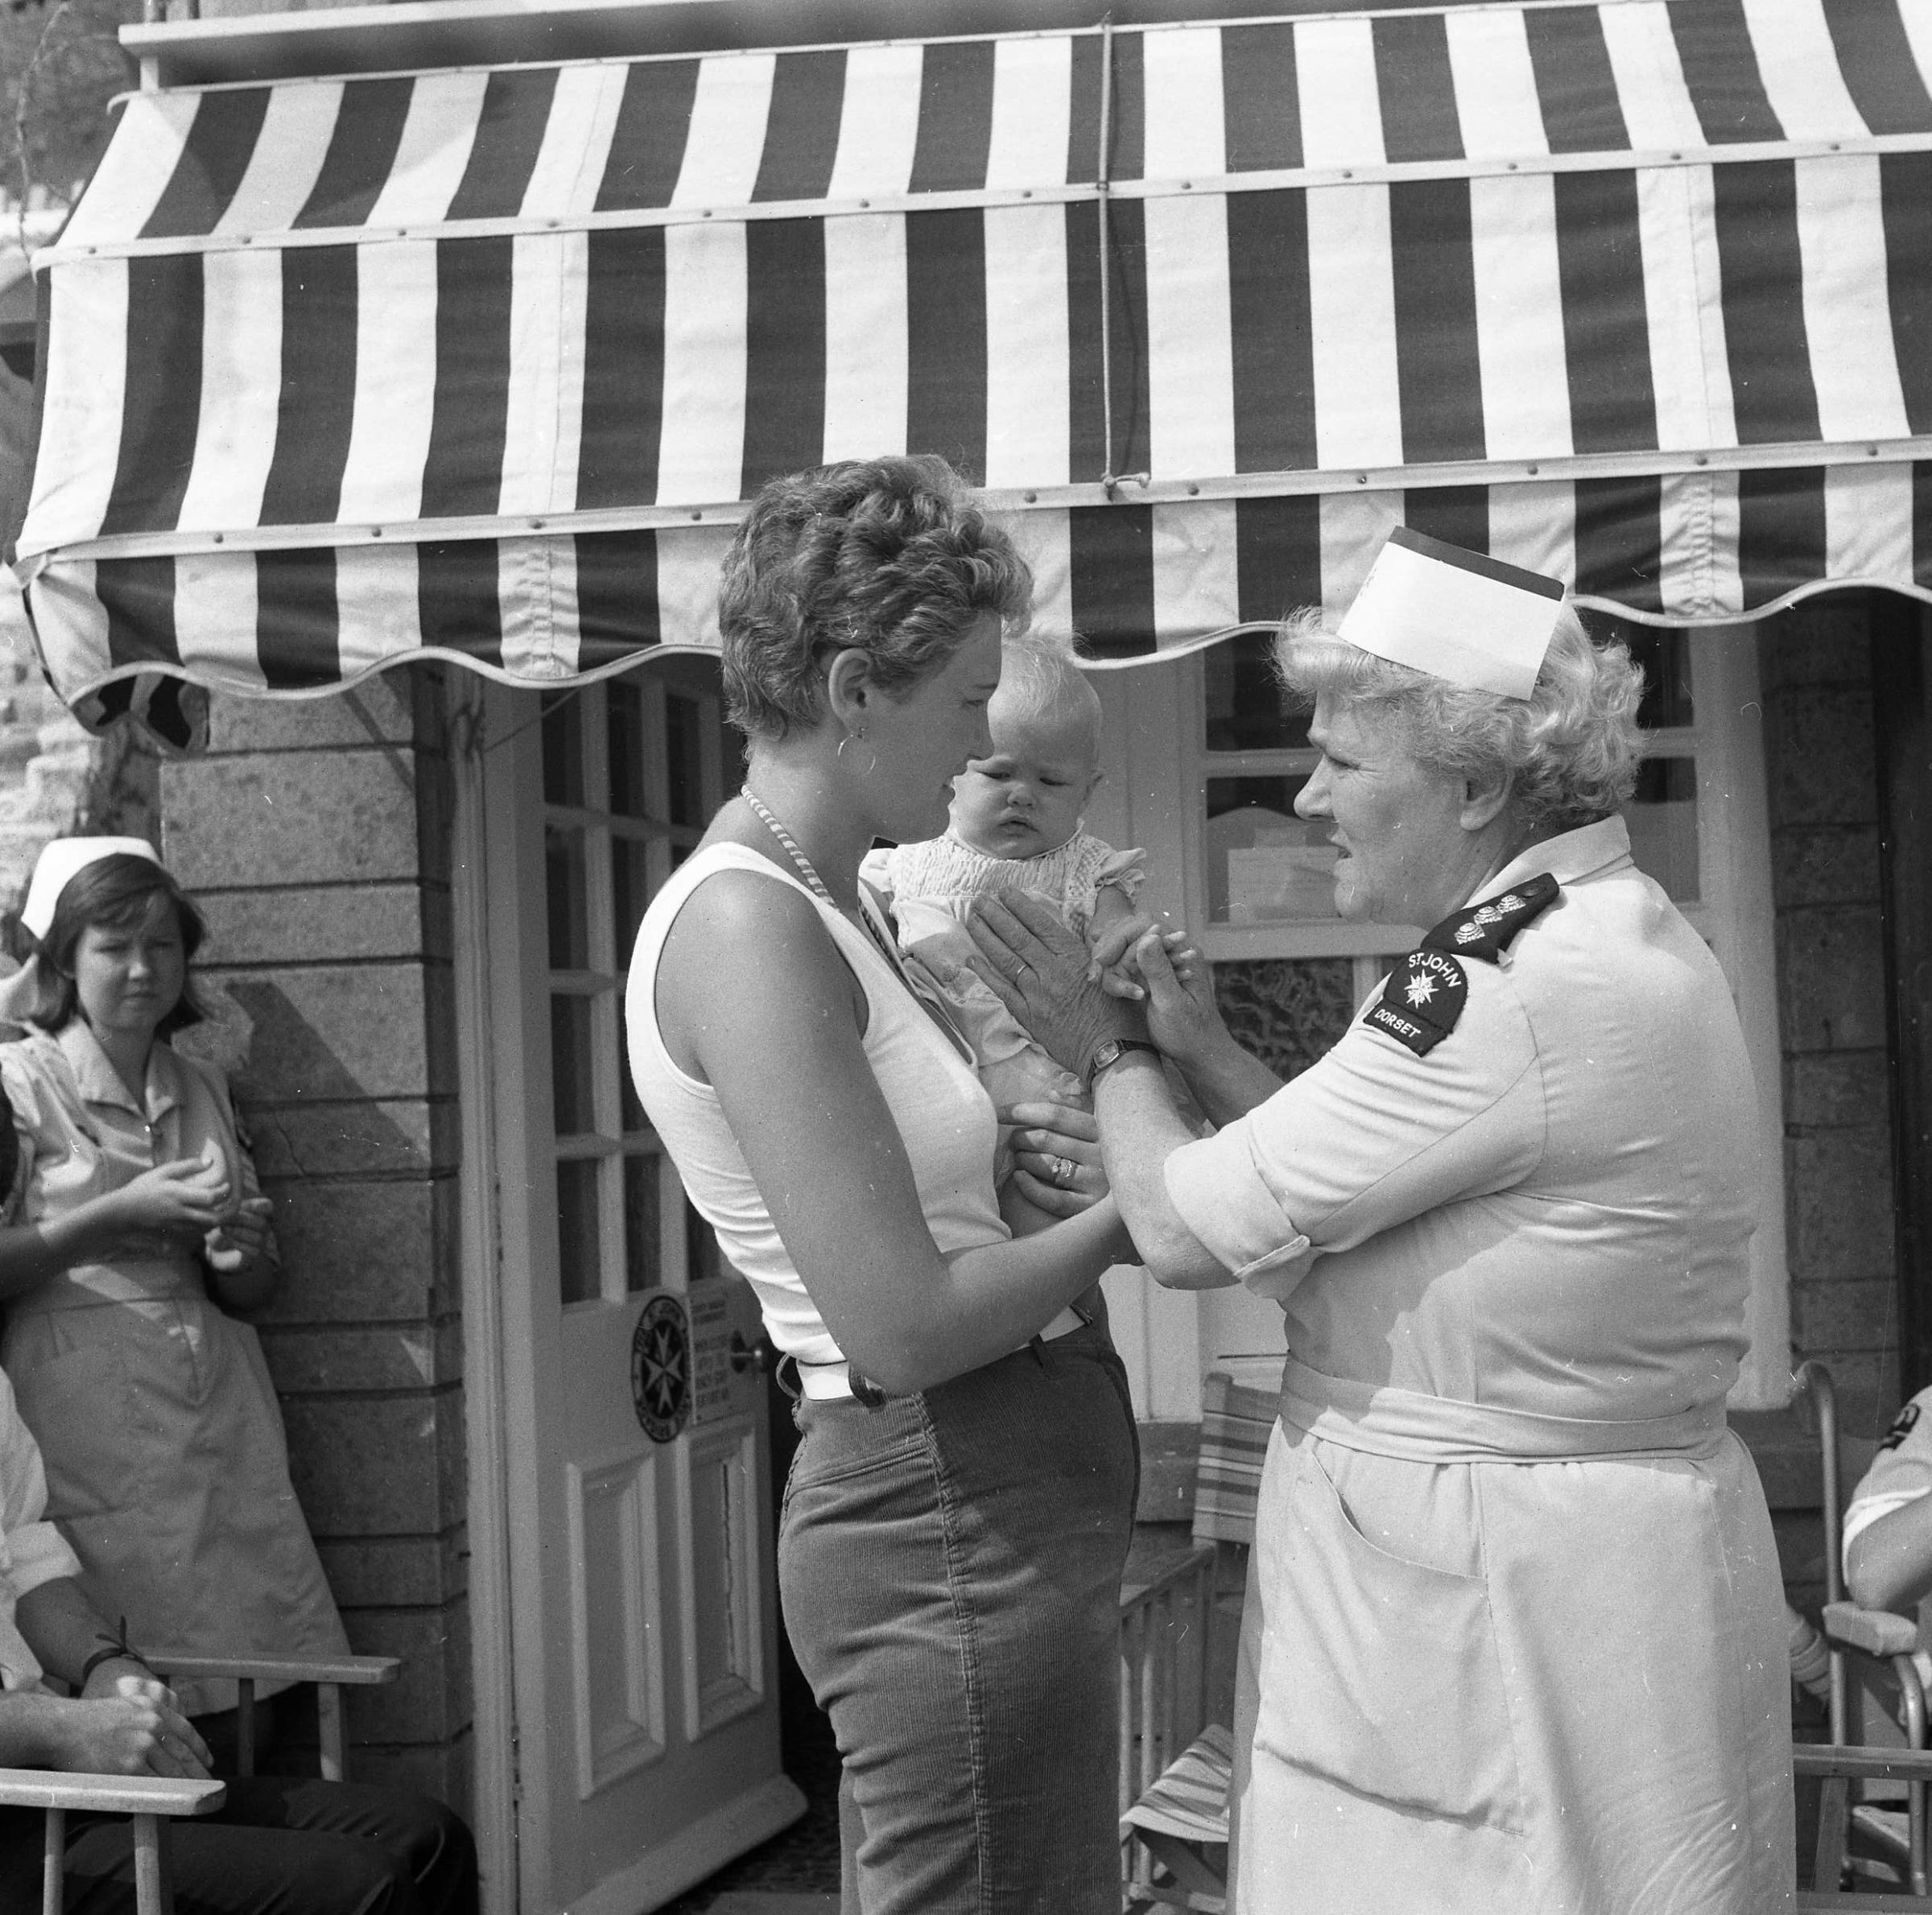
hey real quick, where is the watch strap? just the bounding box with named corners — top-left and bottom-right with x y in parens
top-left (1088, 1037), bottom-right (1161, 1085)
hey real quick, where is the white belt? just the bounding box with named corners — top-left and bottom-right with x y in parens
top-left (798, 1306), bottom-right (1087, 1401)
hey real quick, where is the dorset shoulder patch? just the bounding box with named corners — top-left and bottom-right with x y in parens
top-left (1363, 948), bottom-right (1468, 1057)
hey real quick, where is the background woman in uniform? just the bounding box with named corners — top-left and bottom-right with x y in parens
top-left (973, 530), bottom-right (1794, 1914)
top-left (0, 837), bottom-right (349, 1748)
top-left (626, 455), bottom-right (1139, 1914)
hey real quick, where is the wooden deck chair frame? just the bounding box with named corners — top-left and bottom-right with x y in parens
top-left (1798, 1360), bottom-right (1930, 1896)
top-left (0, 1649), bottom-right (399, 1915)
top-left (1800, 1744), bottom-right (1932, 1910)
top-left (142, 1651), bottom-right (400, 1781)
top-left (0, 1768), bottom-right (225, 1915)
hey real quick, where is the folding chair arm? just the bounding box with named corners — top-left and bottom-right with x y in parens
top-left (138, 1653), bottom-right (398, 1688)
top-left (1797, 1746), bottom-right (1932, 1784)
top-left (1823, 1603), bottom-right (1922, 1660)
top-left (0, 1770), bottom-right (224, 1818)
top-left (138, 1652), bottom-right (399, 1784)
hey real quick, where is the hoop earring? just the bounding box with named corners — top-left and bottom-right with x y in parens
top-left (837, 728), bottom-right (877, 778)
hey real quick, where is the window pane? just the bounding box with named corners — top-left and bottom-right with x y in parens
top-left (614, 836), bottom-right (652, 1133)
top-left (1215, 958), bottom-right (1357, 1080)
top-left (611, 836), bottom-right (650, 968)
top-left (608, 681), bottom-right (647, 819)
top-left (556, 1158), bottom-right (603, 1306)
top-left (547, 827), bottom-right (590, 971)
top-left (1205, 633), bottom-right (1308, 754)
top-left (1624, 757), bottom-right (1699, 902)
top-left (624, 1154), bottom-right (662, 1293)
top-left (1620, 626), bottom-right (1694, 729)
top-left (551, 994), bottom-right (597, 1135)
top-left (687, 1199), bottom-right (722, 1284)
top-left (666, 692), bottom-right (706, 827)
top-left (542, 693), bottom-right (585, 807)
top-left (1204, 775), bottom-right (1338, 923)
top-left (719, 713), bottom-right (747, 794)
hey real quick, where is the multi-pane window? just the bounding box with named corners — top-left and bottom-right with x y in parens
top-left (542, 670), bottom-right (738, 1309)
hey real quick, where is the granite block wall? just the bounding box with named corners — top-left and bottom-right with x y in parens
top-left (159, 667), bottom-right (470, 1808)
top-left (1762, 600), bottom-right (1900, 1450)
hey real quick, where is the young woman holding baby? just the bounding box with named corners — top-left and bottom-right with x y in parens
top-left (626, 456), bottom-right (1142, 1915)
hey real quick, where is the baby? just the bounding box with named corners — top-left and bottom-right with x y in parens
top-left (865, 634), bottom-right (1146, 1176)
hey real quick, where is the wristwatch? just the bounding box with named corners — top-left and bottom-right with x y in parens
top-left (1087, 1036), bottom-right (1161, 1085)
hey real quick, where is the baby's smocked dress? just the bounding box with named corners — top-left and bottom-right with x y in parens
top-left (866, 832), bottom-right (1146, 1113)
top-left (0, 1023), bottom-right (349, 1716)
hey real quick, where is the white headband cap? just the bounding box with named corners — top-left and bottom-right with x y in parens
top-left (18, 837), bottom-right (164, 941)
top-left (1338, 527), bottom-right (1567, 700)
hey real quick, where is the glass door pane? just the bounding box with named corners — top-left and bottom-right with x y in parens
top-left (545, 671), bottom-right (725, 1310)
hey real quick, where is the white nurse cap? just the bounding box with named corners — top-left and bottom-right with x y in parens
top-left (18, 836), bottom-right (163, 939)
top-left (1339, 528), bottom-right (1567, 701)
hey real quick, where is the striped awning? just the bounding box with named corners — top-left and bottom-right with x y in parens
top-left (18, 0), bottom-right (1932, 735)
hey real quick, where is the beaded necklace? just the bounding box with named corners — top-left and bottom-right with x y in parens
top-left (739, 785), bottom-right (975, 1065)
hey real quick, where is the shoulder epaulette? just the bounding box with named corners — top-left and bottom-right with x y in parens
top-left (1882, 1401), bottom-right (1922, 1452)
top-left (1421, 871), bottom-right (1563, 965)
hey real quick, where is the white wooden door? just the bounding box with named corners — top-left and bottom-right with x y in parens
top-left (481, 665), bottom-right (802, 1913)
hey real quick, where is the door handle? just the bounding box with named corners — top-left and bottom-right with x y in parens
top-left (729, 1331), bottom-right (777, 1376)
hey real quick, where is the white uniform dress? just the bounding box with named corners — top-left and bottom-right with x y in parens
top-left (1162, 815), bottom-right (1794, 1915)
top-left (0, 1023), bottom-right (348, 1716)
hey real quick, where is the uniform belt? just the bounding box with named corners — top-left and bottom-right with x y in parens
top-left (799, 1306), bottom-right (1087, 1403)
top-left (1278, 1354), bottom-right (1728, 1465)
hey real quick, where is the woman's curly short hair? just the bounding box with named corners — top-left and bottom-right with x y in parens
top-left (719, 456), bottom-right (1034, 741)
top-left (1274, 601), bottom-right (1647, 832)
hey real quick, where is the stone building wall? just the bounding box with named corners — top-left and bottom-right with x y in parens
top-left (1761, 600), bottom-right (1900, 1449)
top-left (159, 668), bottom-right (470, 1807)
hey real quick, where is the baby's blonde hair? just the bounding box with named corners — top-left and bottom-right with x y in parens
top-left (992, 632), bottom-right (1102, 762)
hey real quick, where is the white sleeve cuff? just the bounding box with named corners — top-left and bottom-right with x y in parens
top-left (1843, 1486), bottom-right (1932, 1580)
top-left (1165, 1128), bottom-right (1310, 1290)
top-left (6, 1519), bottom-right (81, 1599)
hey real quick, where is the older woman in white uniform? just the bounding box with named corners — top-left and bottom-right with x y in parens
top-left (972, 530), bottom-right (1794, 1914)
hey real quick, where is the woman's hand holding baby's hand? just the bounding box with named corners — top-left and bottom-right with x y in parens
top-left (1127, 925), bottom-right (1229, 1074)
top-left (1088, 915), bottom-right (1200, 1000)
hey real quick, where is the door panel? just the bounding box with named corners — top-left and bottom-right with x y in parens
top-left (485, 668), bottom-right (801, 1912)
top-left (568, 1447), bottom-right (667, 1797)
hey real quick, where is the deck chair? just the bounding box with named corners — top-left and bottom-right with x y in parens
top-left (1800, 1744), bottom-right (1932, 1910)
top-left (0, 1768), bottom-right (226, 1915)
top-left (142, 1649), bottom-right (400, 1781)
top-left (1, 1648), bottom-right (402, 1915)
top-left (1118, 1360), bottom-right (1277, 1915)
top-left (1796, 1360), bottom-right (1930, 1897)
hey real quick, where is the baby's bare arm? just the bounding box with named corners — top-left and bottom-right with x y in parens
top-left (1087, 886), bottom-right (1144, 1000)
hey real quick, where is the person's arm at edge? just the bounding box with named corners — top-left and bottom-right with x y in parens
top-left (0, 1180), bottom-right (216, 1304)
top-left (15, 1577), bottom-right (155, 1699)
top-left (1847, 1497), bottom-right (1932, 1616)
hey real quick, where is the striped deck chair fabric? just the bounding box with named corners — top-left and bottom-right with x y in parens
top-left (1121, 1723), bottom-right (1237, 1845)
top-left (1191, 1364), bottom-right (1279, 1548)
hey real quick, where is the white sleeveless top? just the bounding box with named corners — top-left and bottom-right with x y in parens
top-left (625, 843), bottom-right (1009, 1365)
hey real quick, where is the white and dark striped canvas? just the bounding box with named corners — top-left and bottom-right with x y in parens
top-left (17, 0), bottom-right (1932, 731)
